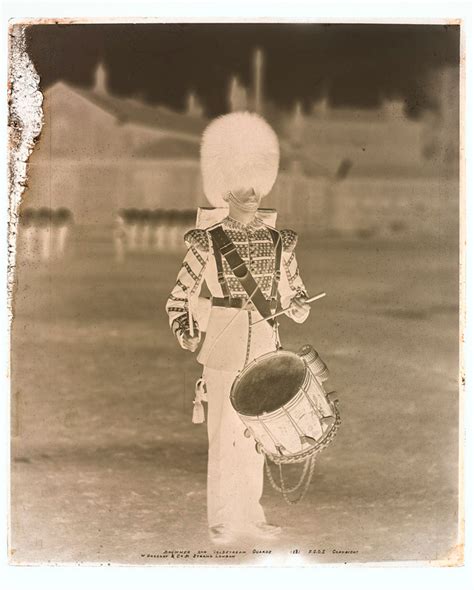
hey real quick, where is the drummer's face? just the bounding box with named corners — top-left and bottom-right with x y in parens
top-left (228, 188), bottom-right (262, 213)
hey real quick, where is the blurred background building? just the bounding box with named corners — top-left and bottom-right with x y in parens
top-left (23, 32), bottom-right (459, 239)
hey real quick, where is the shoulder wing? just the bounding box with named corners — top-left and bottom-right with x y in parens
top-left (184, 229), bottom-right (210, 252)
top-left (280, 229), bottom-right (298, 252)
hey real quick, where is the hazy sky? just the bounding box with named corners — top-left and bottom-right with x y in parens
top-left (25, 23), bottom-right (459, 118)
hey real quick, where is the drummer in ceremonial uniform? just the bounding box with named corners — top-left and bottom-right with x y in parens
top-left (165, 112), bottom-right (310, 543)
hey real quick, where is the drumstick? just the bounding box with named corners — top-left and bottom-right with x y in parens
top-left (252, 292), bottom-right (326, 326)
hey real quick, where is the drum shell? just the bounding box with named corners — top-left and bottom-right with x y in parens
top-left (232, 351), bottom-right (335, 459)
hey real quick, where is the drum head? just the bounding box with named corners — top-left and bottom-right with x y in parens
top-left (231, 351), bottom-right (305, 416)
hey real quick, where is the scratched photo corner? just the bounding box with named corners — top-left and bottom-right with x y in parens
top-left (8, 21), bottom-right (462, 566)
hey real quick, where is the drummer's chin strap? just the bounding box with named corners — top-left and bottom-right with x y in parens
top-left (209, 225), bottom-right (281, 330)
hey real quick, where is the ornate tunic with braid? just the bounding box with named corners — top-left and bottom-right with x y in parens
top-left (165, 215), bottom-right (308, 371)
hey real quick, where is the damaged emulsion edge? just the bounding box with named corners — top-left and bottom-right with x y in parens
top-left (7, 23), bottom-right (44, 562)
top-left (7, 23), bottom-right (44, 322)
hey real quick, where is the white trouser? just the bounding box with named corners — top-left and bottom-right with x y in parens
top-left (57, 226), bottom-right (68, 257)
top-left (203, 367), bottom-right (266, 530)
top-left (40, 227), bottom-right (51, 261)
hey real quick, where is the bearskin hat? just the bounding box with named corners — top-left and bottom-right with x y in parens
top-left (200, 111), bottom-right (280, 207)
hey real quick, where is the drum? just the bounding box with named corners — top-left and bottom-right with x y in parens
top-left (230, 346), bottom-right (340, 464)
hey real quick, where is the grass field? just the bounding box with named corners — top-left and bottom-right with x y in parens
top-left (10, 227), bottom-right (460, 565)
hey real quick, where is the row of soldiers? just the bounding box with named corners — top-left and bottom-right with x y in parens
top-left (18, 207), bottom-right (74, 262)
top-left (17, 206), bottom-right (197, 263)
top-left (113, 208), bottom-right (196, 262)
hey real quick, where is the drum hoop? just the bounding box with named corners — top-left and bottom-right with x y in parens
top-left (230, 349), bottom-right (307, 417)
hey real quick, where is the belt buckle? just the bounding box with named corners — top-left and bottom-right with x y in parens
top-left (243, 298), bottom-right (254, 312)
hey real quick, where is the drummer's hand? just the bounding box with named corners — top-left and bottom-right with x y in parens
top-left (180, 330), bottom-right (201, 352)
top-left (289, 294), bottom-right (311, 323)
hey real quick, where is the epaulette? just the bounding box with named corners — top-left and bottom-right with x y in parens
top-left (280, 229), bottom-right (298, 252)
top-left (184, 229), bottom-right (210, 252)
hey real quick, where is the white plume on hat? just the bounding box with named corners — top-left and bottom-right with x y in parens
top-left (200, 111), bottom-right (280, 207)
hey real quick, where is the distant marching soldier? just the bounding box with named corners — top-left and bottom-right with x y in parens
top-left (50, 208), bottom-right (63, 261)
top-left (135, 209), bottom-right (145, 253)
top-left (52, 207), bottom-right (74, 260)
top-left (113, 209), bottom-right (127, 263)
top-left (121, 209), bottom-right (132, 253)
top-left (160, 210), bottom-right (172, 252)
top-left (165, 112), bottom-right (311, 543)
top-left (151, 209), bottom-right (163, 252)
top-left (126, 208), bottom-right (139, 252)
top-left (19, 207), bottom-right (37, 262)
top-left (139, 209), bottom-right (152, 252)
top-left (37, 207), bottom-right (52, 262)
top-left (174, 210), bottom-right (187, 252)
top-left (167, 209), bottom-right (181, 252)
top-left (181, 209), bottom-right (195, 239)
top-left (155, 209), bottom-right (168, 252)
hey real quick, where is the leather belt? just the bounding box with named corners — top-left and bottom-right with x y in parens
top-left (212, 297), bottom-right (255, 310)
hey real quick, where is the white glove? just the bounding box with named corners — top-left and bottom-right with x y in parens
top-left (287, 294), bottom-right (311, 323)
top-left (179, 329), bottom-right (201, 352)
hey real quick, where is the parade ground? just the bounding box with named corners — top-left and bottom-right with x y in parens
top-left (10, 228), bottom-right (460, 565)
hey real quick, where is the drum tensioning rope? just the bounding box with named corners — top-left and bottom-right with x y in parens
top-left (263, 401), bottom-right (341, 505)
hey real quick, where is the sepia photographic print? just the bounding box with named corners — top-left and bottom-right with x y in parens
top-left (7, 18), bottom-right (464, 568)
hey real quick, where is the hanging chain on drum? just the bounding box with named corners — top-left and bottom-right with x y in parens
top-left (262, 401), bottom-right (341, 505)
top-left (279, 456), bottom-right (317, 505)
top-left (264, 454), bottom-right (317, 505)
top-left (265, 453), bottom-right (312, 494)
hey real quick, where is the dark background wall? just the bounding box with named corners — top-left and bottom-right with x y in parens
top-left (26, 23), bottom-right (459, 117)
